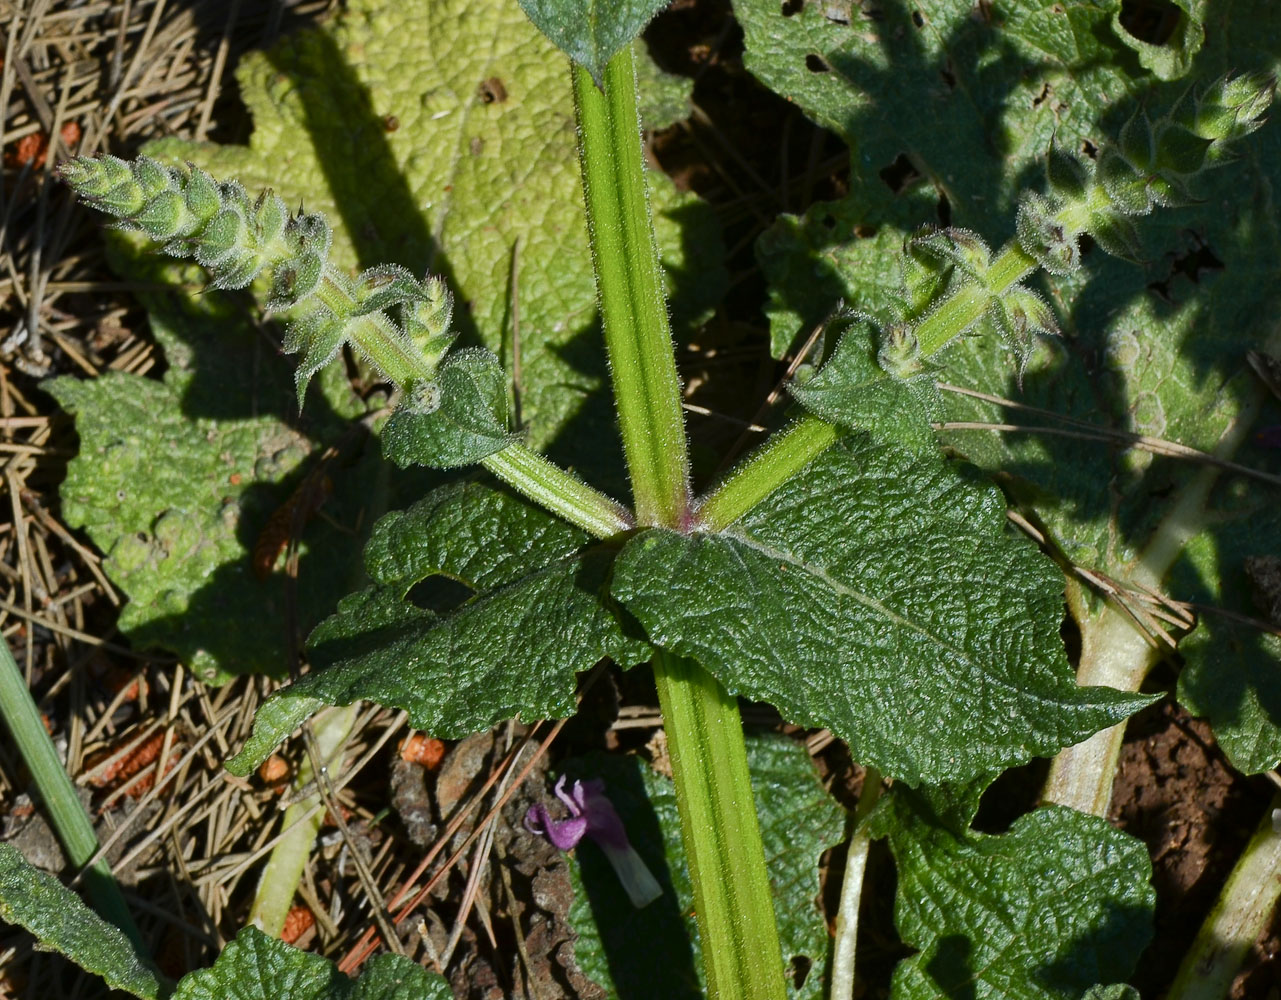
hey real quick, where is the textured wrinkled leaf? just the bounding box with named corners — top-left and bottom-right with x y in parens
top-left (788, 315), bottom-right (938, 453)
top-left (382, 349), bottom-right (514, 468)
top-left (517, 0), bottom-right (669, 85)
top-left (867, 785), bottom-right (1154, 1000)
top-left (146, 0), bottom-right (723, 464)
top-left (0, 844), bottom-right (162, 999)
top-left (613, 439), bottom-right (1151, 784)
top-left (563, 735), bottom-right (843, 999)
top-left (227, 482), bottom-right (649, 774)
top-left (46, 284), bottom-right (372, 683)
top-left (171, 926), bottom-right (449, 999)
top-left (740, 0), bottom-right (1281, 769)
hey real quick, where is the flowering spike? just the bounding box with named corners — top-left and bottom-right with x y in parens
top-left (62, 155), bottom-right (469, 411)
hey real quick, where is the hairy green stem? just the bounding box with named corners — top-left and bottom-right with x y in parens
top-left (572, 48), bottom-right (785, 999)
top-left (483, 445), bottom-right (633, 537)
top-left (651, 652), bottom-right (788, 1000)
top-left (573, 50), bottom-right (691, 528)
top-left (0, 638), bottom-right (146, 951)
top-left (1166, 793), bottom-right (1281, 1000)
top-left (248, 704), bottom-right (358, 936)
top-left (829, 767), bottom-right (883, 1000)
top-left (696, 416), bottom-right (838, 531)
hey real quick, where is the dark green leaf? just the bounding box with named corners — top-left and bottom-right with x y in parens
top-left (1110, 0), bottom-right (1206, 81)
top-left (0, 844), bottom-right (162, 999)
top-left (517, 0), bottom-right (669, 85)
top-left (867, 787), bottom-right (1154, 1000)
top-left (564, 735), bottom-right (844, 999)
top-left (612, 440), bottom-right (1152, 784)
top-left (171, 926), bottom-right (449, 999)
top-left (382, 350), bottom-right (513, 469)
top-left (788, 314), bottom-right (939, 454)
top-left (227, 483), bottom-right (649, 775)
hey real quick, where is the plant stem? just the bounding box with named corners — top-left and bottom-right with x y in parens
top-left (696, 416), bottom-right (838, 531)
top-left (248, 704), bottom-right (359, 936)
top-left (651, 652), bottom-right (788, 1000)
top-left (0, 637), bottom-right (146, 951)
top-left (829, 767), bottom-right (883, 1000)
top-left (482, 444), bottom-right (634, 537)
top-left (1166, 793), bottom-right (1281, 1000)
top-left (1044, 381), bottom-right (1266, 815)
top-left (573, 49), bottom-right (691, 528)
top-left (571, 50), bottom-right (785, 998)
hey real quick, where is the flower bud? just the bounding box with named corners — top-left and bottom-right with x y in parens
top-left (1016, 191), bottom-right (1081, 275)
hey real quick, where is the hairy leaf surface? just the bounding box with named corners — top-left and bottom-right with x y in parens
top-left (518, 0), bottom-right (669, 84)
top-left (0, 844), bottom-right (162, 999)
top-left (171, 926), bottom-right (450, 999)
top-left (868, 785), bottom-right (1154, 999)
top-left (613, 439), bottom-right (1151, 784)
top-left (564, 735), bottom-right (843, 999)
top-left (228, 483), bottom-right (648, 774)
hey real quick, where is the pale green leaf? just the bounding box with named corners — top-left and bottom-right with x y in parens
top-left (517, 0), bottom-right (669, 85)
top-left (0, 844), bottom-right (162, 999)
top-left (612, 439), bottom-right (1152, 784)
top-left (227, 482), bottom-right (649, 775)
top-left (868, 786), bottom-right (1154, 1000)
top-left (564, 735), bottom-right (844, 999)
top-left (144, 0), bottom-right (723, 463)
top-left (171, 926), bottom-right (449, 999)
top-left (46, 288), bottom-right (375, 683)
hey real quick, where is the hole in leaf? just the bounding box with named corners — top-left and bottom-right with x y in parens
top-left (1118, 0), bottom-right (1182, 44)
top-left (406, 575), bottom-right (474, 614)
top-left (936, 193), bottom-right (951, 226)
top-left (805, 53), bottom-right (830, 73)
top-left (1032, 82), bottom-right (1051, 109)
top-left (878, 153), bottom-right (920, 193)
top-left (477, 77), bottom-right (508, 103)
top-left (911, 8), bottom-right (924, 27)
top-left (781, 0), bottom-right (803, 15)
top-left (1081, 138), bottom-right (1099, 159)
top-left (821, 214), bottom-right (837, 230)
top-left (788, 955), bottom-right (813, 989)
top-left (1148, 233), bottom-right (1224, 301)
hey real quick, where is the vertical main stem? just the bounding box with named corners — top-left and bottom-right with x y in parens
top-left (652, 652), bottom-right (788, 1000)
top-left (573, 50), bottom-right (691, 528)
top-left (572, 48), bottom-right (785, 998)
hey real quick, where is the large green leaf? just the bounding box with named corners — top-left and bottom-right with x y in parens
top-left (146, 0), bottom-right (723, 463)
top-left (612, 438), bottom-right (1151, 784)
top-left (738, 0), bottom-right (1281, 772)
top-left (47, 273), bottom-right (373, 684)
top-left (0, 844), bottom-right (162, 999)
top-left (171, 926), bottom-right (450, 999)
top-left (564, 735), bottom-right (844, 999)
top-left (867, 784), bottom-right (1155, 999)
top-left (227, 482), bottom-right (649, 774)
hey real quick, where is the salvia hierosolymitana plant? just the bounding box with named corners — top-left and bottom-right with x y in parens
top-left (3, 0), bottom-right (1280, 998)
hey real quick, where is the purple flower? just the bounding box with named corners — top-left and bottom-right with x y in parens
top-left (525, 776), bottom-right (663, 908)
